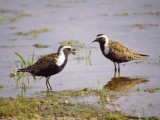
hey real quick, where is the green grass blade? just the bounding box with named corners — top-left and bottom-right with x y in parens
top-left (31, 51), bottom-right (34, 65)
top-left (15, 52), bottom-right (26, 67)
top-left (28, 57), bottom-right (30, 66)
top-left (88, 50), bottom-right (91, 58)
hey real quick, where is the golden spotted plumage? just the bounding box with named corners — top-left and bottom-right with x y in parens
top-left (108, 40), bottom-right (145, 62)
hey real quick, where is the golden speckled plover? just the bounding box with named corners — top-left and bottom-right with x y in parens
top-left (92, 34), bottom-right (149, 74)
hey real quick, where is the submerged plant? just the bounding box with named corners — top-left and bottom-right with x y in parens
top-left (0, 16), bottom-right (5, 21)
top-left (60, 39), bottom-right (95, 51)
top-left (136, 87), bottom-right (140, 92)
top-left (60, 39), bottom-right (85, 51)
top-left (127, 24), bottom-right (159, 29)
top-left (10, 13), bottom-right (32, 23)
top-left (9, 52), bottom-right (35, 91)
top-left (87, 50), bottom-right (92, 66)
top-left (9, 51), bottom-right (35, 83)
top-left (148, 54), bottom-right (160, 66)
top-left (144, 88), bottom-right (160, 93)
top-left (15, 51), bottom-right (34, 68)
top-left (0, 84), bottom-right (3, 90)
top-left (75, 50), bottom-right (92, 66)
top-left (15, 28), bottom-right (49, 39)
top-left (33, 44), bottom-right (49, 48)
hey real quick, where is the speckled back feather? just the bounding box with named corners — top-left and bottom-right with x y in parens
top-left (108, 40), bottom-right (148, 62)
top-left (18, 53), bottom-right (58, 77)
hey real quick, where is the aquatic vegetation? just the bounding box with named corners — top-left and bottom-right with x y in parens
top-left (47, 4), bottom-right (68, 8)
top-left (60, 39), bottom-right (85, 51)
top-left (107, 113), bottom-right (125, 120)
top-left (113, 12), bottom-right (129, 16)
top-left (33, 44), bottom-right (50, 48)
top-left (0, 97), bottom-right (38, 118)
top-left (148, 54), bottom-right (160, 66)
top-left (10, 26), bottom-right (18, 30)
top-left (69, 0), bottom-right (86, 3)
top-left (133, 11), bottom-right (160, 16)
top-left (75, 50), bottom-right (92, 65)
top-left (10, 13), bottom-right (32, 23)
top-left (1, 88), bottom-right (154, 119)
top-left (0, 87), bottom-right (136, 120)
top-left (52, 88), bottom-right (95, 98)
top-left (148, 60), bottom-right (160, 66)
top-left (144, 88), bottom-right (160, 93)
top-left (20, 4), bottom-right (29, 7)
top-left (134, 61), bottom-right (143, 64)
top-left (0, 84), bottom-right (3, 90)
top-left (10, 17), bottom-right (19, 23)
top-left (136, 87), bottom-right (140, 92)
top-left (0, 16), bottom-right (5, 21)
top-left (9, 51), bottom-right (35, 82)
top-left (102, 11), bottom-right (160, 17)
top-left (0, 95), bottom-right (125, 119)
top-left (75, 54), bottom-right (85, 60)
top-left (15, 51), bottom-right (34, 68)
top-left (60, 39), bottom-right (95, 51)
top-left (19, 13), bottom-right (32, 17)
top-left (9, 71), bottom-right (31, 93)
top-left (43, 88), bottom-right (114, 100)
top-left (0, 45), bottom-right (16, 48)
top-left (127, 24), bottom-right (159, 29)
top-left (15, 28), bottom-right (49, 38)
top-left (88, 50), bottom-right (91, 59)
top-left (61, 40), bottom-right (93, 65)
top-left (21, 82), bottom-right (28, 91)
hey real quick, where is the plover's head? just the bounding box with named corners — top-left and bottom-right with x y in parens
top-left (58, 45), bottom-right (72, 55)
top-left (92, 34), bottom-right (109, 44)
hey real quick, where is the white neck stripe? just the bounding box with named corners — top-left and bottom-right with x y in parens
top-left (56, 52), bottom-right (65, 66)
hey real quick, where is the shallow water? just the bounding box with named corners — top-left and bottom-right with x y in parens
top-left (0, 0), bottom-right (160, 117)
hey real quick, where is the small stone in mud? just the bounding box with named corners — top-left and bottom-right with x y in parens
top-left (64, 100), bottom-right (69, 104)
top-left (83, 88), bottom-right (92, 91)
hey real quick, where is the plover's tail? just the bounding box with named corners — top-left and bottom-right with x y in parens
top-left (140, 54), bottom-right (149, 60)
top-left (131, 53), bottom-right (149, 61)
top-left (139, 54), bottom-right (149, 57)
top-left (135, 53), bottom-right (149, 61)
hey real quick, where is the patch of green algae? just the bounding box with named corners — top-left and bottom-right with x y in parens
top-left (0, 89), bottom-right (125, 120)
top-left (15, 28), bottom-right (49, 39)
top-left (0, 96), bottom-right (105, 119)
top-left (0, 89), bottom-right (158, 119)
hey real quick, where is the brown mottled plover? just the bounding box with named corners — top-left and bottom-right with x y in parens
top-left (92, 34), bottom-right (149, 74)
top-left (18, 45), bottom-right (72, 90)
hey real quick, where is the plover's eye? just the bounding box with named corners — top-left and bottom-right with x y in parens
top-left (63, 47), bottom-right (71, 53)
top-left (67, 48), bottom-right (71, 51)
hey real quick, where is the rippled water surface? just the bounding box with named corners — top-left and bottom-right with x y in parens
top-left (0, 0), bottom-right (160, 117)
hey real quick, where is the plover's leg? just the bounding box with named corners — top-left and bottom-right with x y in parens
top-left (48, 77), bottom-right (52, 91)
top-left (46, 76), bottom-right (50, 91)
top-left (118, 63), bottom-right (120, 77)
top-left (114, 62), bottom-right (117, 72)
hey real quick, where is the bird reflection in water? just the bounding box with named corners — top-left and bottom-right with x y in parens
top-left (103, 76), bottom-right (149, 92)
